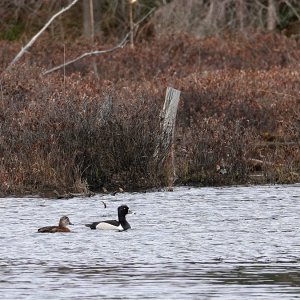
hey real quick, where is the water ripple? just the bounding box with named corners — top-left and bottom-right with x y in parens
top-left (0, 184), bottom-right (300, 299)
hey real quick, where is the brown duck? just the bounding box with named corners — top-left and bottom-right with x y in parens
top-left (38, 216), bottom-right (73, 233)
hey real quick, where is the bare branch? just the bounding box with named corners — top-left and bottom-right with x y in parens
top-left (6, 0), bottom-right (80, 70)
top-left (283, 0), bottom-right (300, 20)
top-left (43, 8), bottom-right (155, 75)
top-left (43, 34), bottom-right (129, 75)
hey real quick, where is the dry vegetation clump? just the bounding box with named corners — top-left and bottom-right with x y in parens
top-left (0, 66), bottom-right (161, 195)
top-left (0, 33), bottom-right (300, 195)
top-left (175, 68), bottom-right (300, 186)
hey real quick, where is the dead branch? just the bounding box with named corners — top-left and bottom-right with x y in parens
top-left (43, 34), bottom-right (129, 75)
top-left (283, 0), bottom-right (300, 20)
top-left (247, 158), bottom-right (283, 169)
top-left (6, 0), bottom-right (80, 70)
top-left (43, 7), bottom-right (155, 75)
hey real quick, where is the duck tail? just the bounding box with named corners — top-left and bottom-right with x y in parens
top-left (85, 223), bottom-right (97, 230)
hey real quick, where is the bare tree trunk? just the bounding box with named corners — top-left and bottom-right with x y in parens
top-left (203, 0), bottom-right (226, 33)
top-left (88, 0), bottom-right (99, 77)
top-left (83, 0), bottom-right (102, 38)
top-left (204, 0), bottom-right (218, 29)
top-left (267, 0), bottom-right (277, 31)
top-left (236, 0), bottom-right (246, 32)
top-left (89, 0), bottom-right (95, 40)
top-left (83, 0), bottom-right (90, 37)
top-left (129, 1), bottom-right (135, 48)
top-left (83, 0), bottom-right (102, 77)
top-left (93, 0), bottom-right (102, 37)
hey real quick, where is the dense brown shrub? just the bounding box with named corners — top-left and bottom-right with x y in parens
top-left (176, 68), bottom-right (300, 186)
top-left (0, 66), bottom-right (161, 194)
top-left (0, 33), bottom-right (300, 195)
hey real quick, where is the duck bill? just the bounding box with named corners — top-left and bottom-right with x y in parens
top-left (128, 209), bottom-right (133, 214)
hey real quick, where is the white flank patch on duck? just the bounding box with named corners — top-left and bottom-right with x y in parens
top-left (95, 222), bottom-right (124, 231)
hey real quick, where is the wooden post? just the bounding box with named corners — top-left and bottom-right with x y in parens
top-left (154, 87), bottom-right (181, 190)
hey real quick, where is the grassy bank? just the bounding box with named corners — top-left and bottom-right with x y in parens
top-left (0, 33), bottom-right (300, 196)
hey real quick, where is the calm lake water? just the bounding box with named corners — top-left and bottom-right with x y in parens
top-left (1, 184), bottom-right (300, 299)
